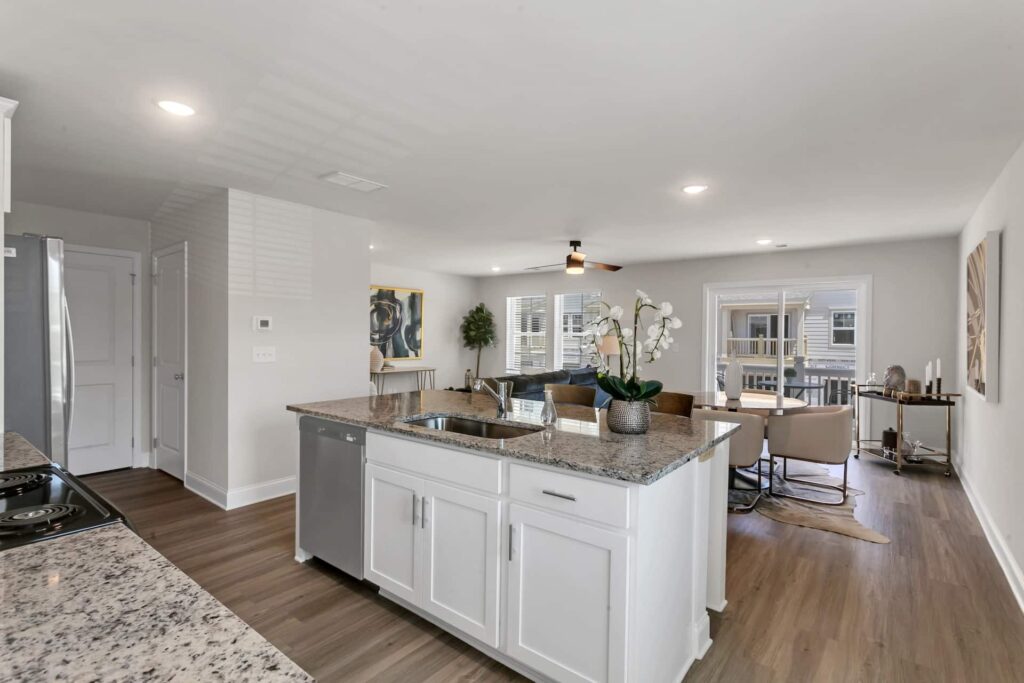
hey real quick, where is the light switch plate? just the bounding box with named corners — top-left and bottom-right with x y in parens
top-left (253, 346), bottom-right (276, 363)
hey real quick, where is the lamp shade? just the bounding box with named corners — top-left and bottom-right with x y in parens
top-left (598, 335), bottom-right (621, 356)
top-left (565, 251), bottom-right (586, 275)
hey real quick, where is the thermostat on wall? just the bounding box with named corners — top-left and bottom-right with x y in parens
top-left (253, 316), bottom-right (273, 332)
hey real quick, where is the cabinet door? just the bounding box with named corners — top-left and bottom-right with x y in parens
top-left (421, 480), bottom-right (501, 647)
top-left (364, 464), bottom-right (422, 603)
top-left (506, 504), bottom-right (628, 683)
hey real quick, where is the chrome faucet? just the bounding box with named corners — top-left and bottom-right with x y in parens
top-left (474, 378), bottom-right (514, 418)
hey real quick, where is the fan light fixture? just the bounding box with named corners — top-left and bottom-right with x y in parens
top-left (566, 246), bottom-right (586, 275)
top-left (157, 100), bottom-right (196, 117)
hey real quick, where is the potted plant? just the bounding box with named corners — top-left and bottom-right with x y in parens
top-left (582, 290), bottom-right (682, 434)
top-left (460, 303), bottom-right (498, 378)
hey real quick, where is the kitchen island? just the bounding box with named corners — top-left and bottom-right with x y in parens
top-left (288, 390), bottom-right (739, 683)
top-left (0, 433), bottom-right (312, 682)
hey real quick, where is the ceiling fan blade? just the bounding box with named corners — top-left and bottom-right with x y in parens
top-left (524, 263), bottom-right (564, 271)
top-left (588, 261), bottom-right (623, 271)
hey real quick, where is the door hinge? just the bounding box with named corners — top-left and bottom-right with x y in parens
top-left (153, 437), bottom-right (159, 448)
top-left (130, 273), bottom-right (137, 285)
top-left (131, 355), bottom-right (135, 368)
top-left (131, 437), bottom-right (135, 448)
top-left (152, 357), bottom-right (158, 367)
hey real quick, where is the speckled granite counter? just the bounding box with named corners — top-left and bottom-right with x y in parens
top-left (288, 390), bottom-right (738, 485)
top-left (3, 431), bottom-right (50, 471)
top-left (1, 523), bottom-right (312, 682)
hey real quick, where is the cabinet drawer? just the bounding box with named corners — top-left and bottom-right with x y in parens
top-left (508, 463), bottom-right (630, 528)
top-left (367, 432), bottom-right (502, 494)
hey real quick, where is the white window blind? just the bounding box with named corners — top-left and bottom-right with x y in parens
top-left (554, 291), bottom-right (602, 370)
top-left (506, 295), bottom-right (547, 374)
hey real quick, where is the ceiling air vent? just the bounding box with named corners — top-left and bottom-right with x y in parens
top-left (318, 171), bottom-right (388, 193)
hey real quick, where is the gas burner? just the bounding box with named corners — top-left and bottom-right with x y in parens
top-left (0, 472), bottom-right (51, 498)
top-left (0, 504), bottom-right (84, 534)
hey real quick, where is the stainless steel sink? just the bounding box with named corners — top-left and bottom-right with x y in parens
top-left (403, 415), bottom-right (541, 440)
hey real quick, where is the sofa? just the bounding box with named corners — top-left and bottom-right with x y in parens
top-left (490, 367), bottom-right (611, 408)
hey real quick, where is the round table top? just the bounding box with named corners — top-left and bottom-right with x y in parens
top-left (690, 391), bottom-right (808, 413)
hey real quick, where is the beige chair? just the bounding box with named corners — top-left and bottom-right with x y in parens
top-left (651, 391), bottom-right (694, 418)
top-left (767, 405), bottom-right (854, 505)
top-left (693, 408), bottom-right (767, 511)
top-left (544, 383), bottom-right (596, 407)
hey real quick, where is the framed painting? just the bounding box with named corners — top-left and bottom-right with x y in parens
top-left (966, 230), bottom-right (1001, 401)
top-left (370, 285), bottom-right (424, 360)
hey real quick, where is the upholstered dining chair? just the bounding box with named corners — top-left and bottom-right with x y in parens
top-left (651, 391), bottom-right (695, 418)
top-left (544, 383), bottom-right (596, 407)
top-left (692, 408), bottom-right (767, 511)
top-left (767, 405), bottom-right (855, 505)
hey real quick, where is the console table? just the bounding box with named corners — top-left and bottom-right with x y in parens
top-left (371, 366), bottom-right (436, 394)
top-left (853, 384), bottom-right (958, 476)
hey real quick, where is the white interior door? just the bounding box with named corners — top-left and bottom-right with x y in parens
top-left (64, 248), bottom-right (135, 475)
top-left (153, 245), bottom-right (186, 480)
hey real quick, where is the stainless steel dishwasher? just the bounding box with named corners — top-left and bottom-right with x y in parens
top-left (299, 416), bottom-right (365, 580)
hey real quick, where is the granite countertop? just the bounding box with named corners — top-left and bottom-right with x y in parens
top-left (1, 523), bottom-right (312, 682)
top-left (3, 431), bottom-right (51, 471)
top-left (288, 390), bottom-right (739, 485)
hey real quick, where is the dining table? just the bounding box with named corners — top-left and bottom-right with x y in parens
top-left (755, 379), bottom-right (824, 401)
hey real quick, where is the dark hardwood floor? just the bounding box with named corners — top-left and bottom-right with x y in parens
top-left (84, 455), bottom-right (1024, 682)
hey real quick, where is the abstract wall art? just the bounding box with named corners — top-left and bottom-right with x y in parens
top-left (966, 231), bottom-right (1001, 401)
top-left (370, 286), bottom-right (424, 360)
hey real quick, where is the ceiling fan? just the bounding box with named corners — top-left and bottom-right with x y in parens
top-left (525, 240), bottom-right (623, 274)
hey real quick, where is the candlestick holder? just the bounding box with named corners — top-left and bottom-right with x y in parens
top-left (925, 381), bottom-right (933, 395)
top-left (935, 378), bottom-right (942, 395)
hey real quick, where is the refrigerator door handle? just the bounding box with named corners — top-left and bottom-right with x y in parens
top-left (63, 294), bottom-right (76, 449)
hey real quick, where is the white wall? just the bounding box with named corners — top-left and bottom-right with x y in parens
top-left (151, 190), bottom-right (231, 492)
top-left (370, 263), bottom-right (480, 392)
top-left (476, 236), bottom-right (959, 443)
top-left (6, 201), bottom-right (153, 459)
top-left (226, 190), bottom-right (371, 496)
top-left (957, 140), bottom-right (1024, 611)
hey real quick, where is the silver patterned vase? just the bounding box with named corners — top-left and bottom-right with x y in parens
top-left (606, 400), bottom-right (651, 435)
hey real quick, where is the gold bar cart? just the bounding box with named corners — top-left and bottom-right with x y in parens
top-left (853, 383), bottom-right (958, 476)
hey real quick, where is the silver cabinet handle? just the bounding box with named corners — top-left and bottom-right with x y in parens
top-left (542, 489), bottom-right (577, 502)
top-left (421, 497), bottom-right (427, 529)
top-left (174, 372), bottom-right (185, 381)
top-left (508, 524), bottom-right (514, 562)
top-left (412, 493), bottom-right (418, 526)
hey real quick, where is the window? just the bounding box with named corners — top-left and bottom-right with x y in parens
top-left (746, 313), bottom-right (790, 338)
top-left (554, 292), bottom-right (602, 370)
top-left (506, 295), bottom-right (547, 373)
top-left (831, 310), bottom-right (855, 346)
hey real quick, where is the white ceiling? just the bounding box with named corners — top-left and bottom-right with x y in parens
top-left (3, 1), bottom-right (1024, 275)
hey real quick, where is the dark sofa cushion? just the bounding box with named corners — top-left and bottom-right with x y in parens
top-left (492, 367), bottom-right (611, 408)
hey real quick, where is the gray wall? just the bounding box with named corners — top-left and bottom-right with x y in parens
top-left (476, 236), bottom-right (959, 443)
top-left (957, 139), bottom-right (1024, 608)
top-left (370, 263), bottom-right (481, 391)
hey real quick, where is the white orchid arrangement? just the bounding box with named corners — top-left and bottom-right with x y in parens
top-left (581, 290), bottom-right (682, 403)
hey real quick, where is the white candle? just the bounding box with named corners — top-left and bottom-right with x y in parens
top-left (936, 357), bottom-right (941, 379)
top-left (926, 362), bottom-right (932, 384)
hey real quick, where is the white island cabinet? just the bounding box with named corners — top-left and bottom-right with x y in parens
top-left (363, 431), bottom-right (730, 683)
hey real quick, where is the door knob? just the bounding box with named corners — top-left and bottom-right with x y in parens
top-left (174, 373), bottom-right (185, 381)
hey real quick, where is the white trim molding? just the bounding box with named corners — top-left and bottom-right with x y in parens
top-left (226, 475), bottom-right (296, 510)
top-left (957, 462), bottom-right (1024, 615)
top-left (185, 471), bottom-right (228, 509)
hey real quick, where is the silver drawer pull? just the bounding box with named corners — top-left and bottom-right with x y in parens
top-left (542, 489), bottom-right (577, 502)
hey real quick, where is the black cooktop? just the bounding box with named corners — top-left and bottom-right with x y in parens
top-left (0, 465), bottom-right (129, 552)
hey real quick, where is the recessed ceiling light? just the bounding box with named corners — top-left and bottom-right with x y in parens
top-left (756, 239), bottom-right (773, 245)
top-left (369, 244), bottom-right (375, 250)
top-left (319, 170), bottom-right (388, 193)
top-left (491, 266), bottom-right (501, 272)
top-left (682, 184), bottom-right (708, 195)
top-left (157, 100), bottom-right (195, 117)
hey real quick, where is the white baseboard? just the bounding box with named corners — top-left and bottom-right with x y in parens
top-left (958, 465), bottom-right (1024, 615)
top-left (185, 471), bottom-right (229, 509)
top-left (225, 475), bottom-right (295, 510)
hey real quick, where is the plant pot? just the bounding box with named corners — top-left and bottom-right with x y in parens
top-left (606, 399), bottom-right (651, 435)
top-left (724, 356), bottom-right (744, 400)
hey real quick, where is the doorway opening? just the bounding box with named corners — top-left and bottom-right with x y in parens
top-left (702, 276), bottom-right (872, 435)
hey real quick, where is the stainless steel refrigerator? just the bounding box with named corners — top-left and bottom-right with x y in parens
top-left (4, 234), bottom-right (74, 467)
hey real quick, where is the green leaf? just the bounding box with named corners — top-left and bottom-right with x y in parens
top-left (635, 380), bottom-right (663, 401)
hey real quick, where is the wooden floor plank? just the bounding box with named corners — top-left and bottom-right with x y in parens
top-left (84, 454), bottom-right (1024, 682)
